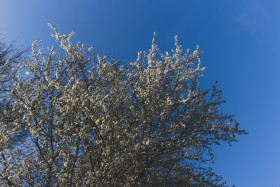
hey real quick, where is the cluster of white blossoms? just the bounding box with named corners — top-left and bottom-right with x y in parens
top-left (0, 24), bottom-right (246, 186)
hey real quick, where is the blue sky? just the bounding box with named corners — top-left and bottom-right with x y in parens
top-left (1, 0), bottom-right (280, 186)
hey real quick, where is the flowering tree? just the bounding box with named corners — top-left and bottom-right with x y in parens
top-left (0, 38), bottom-right (28, 186)
top-left (0, 25), bottom-right (247, 186)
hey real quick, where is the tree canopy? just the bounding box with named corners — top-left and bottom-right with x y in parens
top-left (0, 25), bottom-right (247, 186)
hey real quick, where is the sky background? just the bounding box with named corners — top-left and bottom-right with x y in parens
top-left (1, 0), bottom-right (280, 186)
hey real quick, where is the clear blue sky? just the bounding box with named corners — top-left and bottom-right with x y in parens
top-left (1, 0), bottom-right (280, 186)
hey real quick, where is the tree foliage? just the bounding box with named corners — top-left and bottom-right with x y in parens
top-left (0, 25), bottom-right (247, 186)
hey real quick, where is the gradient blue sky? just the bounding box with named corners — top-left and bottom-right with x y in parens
top-left (1, 0), bottom-right (280, 186)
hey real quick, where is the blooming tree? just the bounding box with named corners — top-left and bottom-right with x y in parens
top-left (0, 38), bottom-right (28, 186)
top-left (0, 25), bottom-right (247, 186)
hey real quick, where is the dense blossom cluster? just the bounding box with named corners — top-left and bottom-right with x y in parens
top-left (0, 25), bottom-right (247, 186)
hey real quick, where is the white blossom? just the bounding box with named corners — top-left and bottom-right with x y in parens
top-left (0, 25), bottom-right (247, 186)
